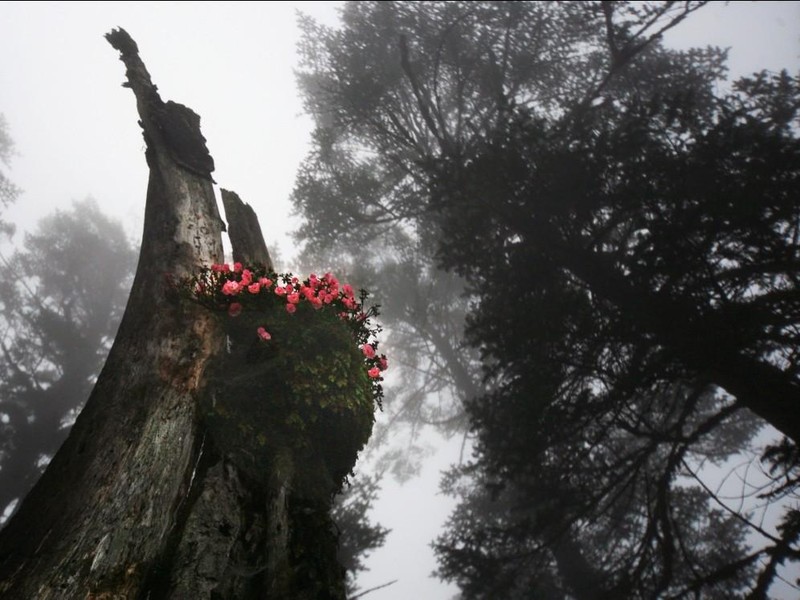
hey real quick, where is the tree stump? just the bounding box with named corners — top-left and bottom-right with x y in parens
top-left (0, 28), bottom-right (372, 600)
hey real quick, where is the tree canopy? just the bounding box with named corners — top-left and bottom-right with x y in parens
top-left (294, 2), bottom-right (800, 597)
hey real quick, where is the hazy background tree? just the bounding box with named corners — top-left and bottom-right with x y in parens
top-left (333, 473), bottom-right (390, 595)
top-left (0, 199), bottom-right (136, 523)
top-left (0, 115), bottom-right (19, 236)
top-left (294, 1), bottom-right (800, 596)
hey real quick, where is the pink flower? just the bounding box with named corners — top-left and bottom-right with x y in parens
top-left (362, 344), bottom-right (376, 359)
top-left (379, 356), bottom-right (388, 371)
top-left (228, 302), bottom-right (243, 317)
top-left (221, 280), bottom-right (241, 295)
top-left (287, 292), bottom-right (300, 304)
top-left (211, 263), bottom-right (229, 273)
top-left (233, 262), bottom-right (243, 273)
top-left (301, 286), bottom-right (316, 300)
top-left (310, 297), bottom-right (323, 309)
top-left (309, 274), bottom-right (320, 288)
top-left (342, 297), bottom-right (356, 310)
top-left (274, 286), bottom-right (287, 296)
top-left (343, 284), bottom-right (355, 298)
top-left (259, 277), bottom-right (273, 288)
top-left (368, 367), bottom-right (381, 379)
top-left (257, 326), bottom-right (271, 341)
top-left (248, 283), bottom-right (261, 294)
top-left (285, 303), bottom-right (297, 314)
top-left (240, 269), bottom-right (253, 285)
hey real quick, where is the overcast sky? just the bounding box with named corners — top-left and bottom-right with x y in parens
top-left (0, 1), bottom-right (341, 264)
top-left (1, 2), bottom-right (799, 599)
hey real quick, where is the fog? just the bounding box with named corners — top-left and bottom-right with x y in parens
top-left (0, 1), bottom-right (341, 260)
top-left (1, 2), bottom-right (799, 598)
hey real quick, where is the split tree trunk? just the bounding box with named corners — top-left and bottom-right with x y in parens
top-left (0, 29), bottom-right (349, 599)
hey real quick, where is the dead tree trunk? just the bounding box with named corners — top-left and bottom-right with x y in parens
top-left (0, 28), bottom-right (361, 599)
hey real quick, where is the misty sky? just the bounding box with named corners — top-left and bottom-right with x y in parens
top-left (1, 2), bottom-right (799, 598)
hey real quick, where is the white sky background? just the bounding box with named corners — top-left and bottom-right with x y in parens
top-left (0, 1), bottom-right (342, 263)
top-left (0, 2), bottom-right (799, 599)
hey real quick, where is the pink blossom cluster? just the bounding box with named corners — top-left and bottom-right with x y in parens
top-left (361, 343), bottom-right (389, 378)
top-left (196, 264), bottom-right (388, 386)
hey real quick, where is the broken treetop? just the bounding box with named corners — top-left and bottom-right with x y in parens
top-left (106, 27), bottom-right (215, 180)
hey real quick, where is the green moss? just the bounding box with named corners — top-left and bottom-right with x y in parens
top-left (200, 301), bottom-right (375, 497)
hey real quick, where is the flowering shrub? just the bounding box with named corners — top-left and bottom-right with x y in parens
top-left (186, 263), bottom-right (387, 408)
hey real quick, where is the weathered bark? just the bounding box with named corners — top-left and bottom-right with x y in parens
top-left (222, 188), bottom-right (273, 270)
top-left (0, 28), bottom-right (356, 599)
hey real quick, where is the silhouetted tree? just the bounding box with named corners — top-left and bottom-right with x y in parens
top-left (294, 0), bottom-right (721, 449)
top-left (294, 1), bottom-right (800, 596)
top-left (0, 199), bottom-right (136, 523)
top-left (432, 64), bottom-right (800, 598)
top-left (332, 474), bottom-right (390, 595)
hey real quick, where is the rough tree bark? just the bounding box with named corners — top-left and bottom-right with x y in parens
top-left (0, 28), bottom-right (363, 599)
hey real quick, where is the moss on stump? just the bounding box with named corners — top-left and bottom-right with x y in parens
top-left (201, 300), bottom-right (375, 499)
